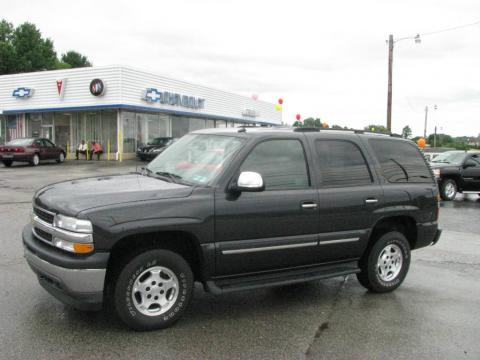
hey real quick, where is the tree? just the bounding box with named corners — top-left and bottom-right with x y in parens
top-left (0, 20), bottom-right (15, 74)
top-left (11, 22), bottom-right (57, 73)
top-left (401, 125), bottom-right (412, 139)
top-left (365, 124), bottom-right (388, 134)
top-left (61, 50), bottom-right (92, 68)
top-left (0, 19), bottom-right (92, 75)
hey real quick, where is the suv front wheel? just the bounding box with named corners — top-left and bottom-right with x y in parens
top-left (440, 179), bottom-right (457, 201)
top-left (357, 231), bottom-right (411, 293)
top-left (112, 249), bottom-right (194, 331)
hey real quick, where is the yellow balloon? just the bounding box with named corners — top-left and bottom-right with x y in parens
top-left (275, 104), bottom-right (282, 111)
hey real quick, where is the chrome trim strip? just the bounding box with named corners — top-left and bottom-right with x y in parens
top-left (32, 227), bottom-right (53, 246)
top-left (319, 238), bottom-right (359, 245)
top-left (32, 215), bottom-right (93, 243)
top-left (33, 205), bottom-right (56, 216)
top-left (222, 241), bottom-right (318, 255)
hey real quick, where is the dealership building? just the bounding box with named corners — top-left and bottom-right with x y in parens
top-left (0, 66), bottom-right (281, 159)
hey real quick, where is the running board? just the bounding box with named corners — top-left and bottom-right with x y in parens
top-left (205, 261), bottom-right (360, 295)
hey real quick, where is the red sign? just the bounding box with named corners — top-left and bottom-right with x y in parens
top-left (56, 79), bottom-right (66, 98)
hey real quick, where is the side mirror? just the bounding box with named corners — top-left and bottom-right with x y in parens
top-left (234, 171), bottom-right (264, 192)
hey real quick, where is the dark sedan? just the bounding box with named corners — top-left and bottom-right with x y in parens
top-left (136, 137), bottom-right (175, 161)
top-left (0, 138), bottom-right (66, 167)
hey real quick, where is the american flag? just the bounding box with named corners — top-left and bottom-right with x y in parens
top-left (7, 117), bottom-right (22, 140)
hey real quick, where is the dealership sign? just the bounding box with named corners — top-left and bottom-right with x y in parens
top-left (12, 87), bottom-right (34, 98)
top-left (242, 109), bottom-right (259, 118)
top-left (143, 88), bottom-right (205, 109)
top-left (89, 79), bottom-right (105, 96)
top-left (56, 79), bottom-right (66, 98)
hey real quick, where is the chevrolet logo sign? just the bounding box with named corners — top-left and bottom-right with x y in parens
top-left (12, 87), bottom-right (34, 98)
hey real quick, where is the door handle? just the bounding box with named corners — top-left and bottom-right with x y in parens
top-left (365, 198), bottom-right (378, 204)
top-left (301, 202), bottom-right (318, 209)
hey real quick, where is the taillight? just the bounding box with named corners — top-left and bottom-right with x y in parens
top-left (15, 147), bottom-right (25, 153)
top-left (0, 147), bottom-right (4, 152)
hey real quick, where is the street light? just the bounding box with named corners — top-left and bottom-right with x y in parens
top-left (424, 104), bottom-right (438, 139)
top-left (386, 33), bottom-right (421, 132)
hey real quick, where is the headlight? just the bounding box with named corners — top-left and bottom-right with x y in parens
top-left (54, 214), bottom-right (93, 233)
top-left (433, 169), bottom-right (441, 179)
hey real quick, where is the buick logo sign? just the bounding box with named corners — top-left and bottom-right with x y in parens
top-left (89, 79), bottom-right (105, 96)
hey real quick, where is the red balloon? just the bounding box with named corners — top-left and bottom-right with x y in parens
top-left (278, 98), bottom-right (283, 105)
top-left (296, 114), bottom-right (301, 121)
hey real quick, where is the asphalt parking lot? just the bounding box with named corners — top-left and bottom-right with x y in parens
top-left (0, 160), bottom-right (479, 360)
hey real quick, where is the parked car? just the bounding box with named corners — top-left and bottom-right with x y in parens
top-left (0, 138), bottom-right (66, 167)
top-left (430, 150), bottom-right (480, 200)
top-left (136, 137), bottom-right (174, 161)
top-left (23, 127), bottom-right (441, 331)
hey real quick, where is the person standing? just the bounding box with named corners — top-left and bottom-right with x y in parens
top-left (75, 140), bottom-right (87, 160)
top-left (90, 141), bottom-right (103, 160)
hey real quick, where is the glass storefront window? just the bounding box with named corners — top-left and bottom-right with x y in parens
top-left (122, 111), bottom-right (136, 153)
top-left (189, 118), bottom-right (206, 132)
top-left (216, 120), bottom-right (227, 128)
top-left (0, 116), bottom-right (5, 144)
top-left (206, 120), bottom-right (215, 129)
top-left (171, 116), bottom-right (190, 139)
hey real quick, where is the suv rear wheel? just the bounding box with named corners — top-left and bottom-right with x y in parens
top-left (357, 231), bottom-right (410, 293)
top-left (440, 179), bottom-right (457, 201)
top-left (111, 249), bottom-right (194, 331)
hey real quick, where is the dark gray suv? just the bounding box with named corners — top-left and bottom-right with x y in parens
top-left (23, 127), bottom-right (441, 330)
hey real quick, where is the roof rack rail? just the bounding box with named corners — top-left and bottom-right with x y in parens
top-left (293, 127), bottom-right (320, 132)
top-left (292, 126), bottom-right (403, 138)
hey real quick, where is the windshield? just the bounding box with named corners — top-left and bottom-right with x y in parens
top-left (150, 138), bottom-right (170, 145)
top-left (146, 134), bottom-right (244, 185)
top-left (431, 151), bottom-right (467, 165)
top-left (6, 138), bottom-right (33, 146)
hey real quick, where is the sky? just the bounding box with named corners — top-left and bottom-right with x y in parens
top-left (3, 0), bottom-right (480, 137)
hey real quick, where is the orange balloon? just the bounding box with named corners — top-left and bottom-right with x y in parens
top-left (417, 138), bottom-right (426, 148)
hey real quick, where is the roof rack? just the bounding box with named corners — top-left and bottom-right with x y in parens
top-left (293, 127), bottom-right (402, 138)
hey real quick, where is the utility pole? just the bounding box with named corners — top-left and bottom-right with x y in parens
top-left (434, 125), bottom-right (437, 148)
top-left (423, 105), bottom-right (428, 139)
top-left (386, 34), bottom-right (394, 132)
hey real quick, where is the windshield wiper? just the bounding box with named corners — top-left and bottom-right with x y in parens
top-left (155, 170), bottom-right (183, 184)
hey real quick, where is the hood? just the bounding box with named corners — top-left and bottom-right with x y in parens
top-left (429, 162), bottom-right (460, 170)
top-left (139, 144), bottom-right (166, 151)
top-left (34, 174), bottom-right (193, 216)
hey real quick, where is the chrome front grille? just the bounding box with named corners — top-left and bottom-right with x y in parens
top-left (34, 206), bottom-right (55, 224)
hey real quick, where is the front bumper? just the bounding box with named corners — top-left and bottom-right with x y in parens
top-left (23, 224), bottom-right (109, 311)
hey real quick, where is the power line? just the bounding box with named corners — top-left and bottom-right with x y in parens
top-left (419, 20), bottom-right (480, 37)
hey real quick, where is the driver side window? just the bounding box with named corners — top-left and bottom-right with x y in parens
top-left (240, 139), bottom-right (310, 190)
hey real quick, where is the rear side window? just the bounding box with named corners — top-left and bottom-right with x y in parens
top-left (369, 139), bottom-right (433, 183)
top-left (240, 139), bottom-right (309, 190)
top-left (315, 140), bottom-right (372, 187)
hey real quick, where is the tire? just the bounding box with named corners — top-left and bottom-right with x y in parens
top-left (57, 152), bottom-right (65, 163)
top-left (440, 179), bottom-right (457, 201)
top-left (111, 249), bottom-right (194, 331)
top-left (357, 231), bottom-right (411, 293)
top-left (30, 154), bottom-right (40, 166)
top-left (2, 160), bottom-right (12, 167)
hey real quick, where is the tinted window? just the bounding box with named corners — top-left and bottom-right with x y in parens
top-left (369, 139), bottom-right (433, 183)
top-left (42, 139), bottom-right (55, 148)
top-left (240, 139), bottom-right (309, 190)
top-left (315, 140), bottom-right (372, 187)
